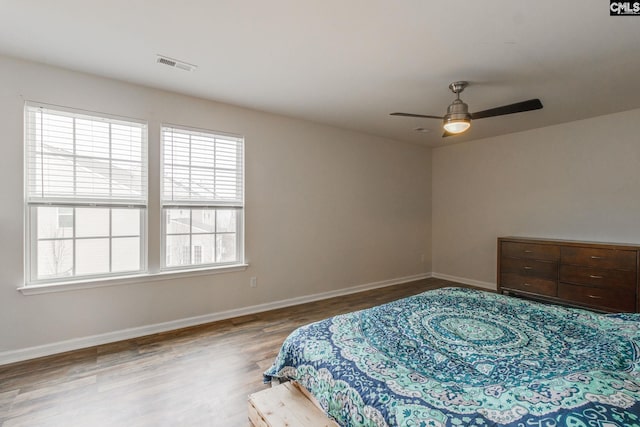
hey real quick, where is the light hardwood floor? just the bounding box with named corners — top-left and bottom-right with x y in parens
top-left (0, 278), bottom-right (467, 426)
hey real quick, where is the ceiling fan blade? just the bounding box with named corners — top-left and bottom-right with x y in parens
top-left (390, 112), bottom-right (443, 119)
top-left (470, 99), bottom-right (543, 120)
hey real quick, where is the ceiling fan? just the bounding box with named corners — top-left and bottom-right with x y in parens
top-left (391, 81), bottom-right (543, 137)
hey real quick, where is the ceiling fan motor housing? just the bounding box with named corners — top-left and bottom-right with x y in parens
top-left (444, 99), bottom-right (471, 123)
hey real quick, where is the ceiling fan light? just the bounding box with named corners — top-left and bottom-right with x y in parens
top-left (443, 119), bottom-right (471, 134)
top-left (443, 98), bottom-right (471, 134)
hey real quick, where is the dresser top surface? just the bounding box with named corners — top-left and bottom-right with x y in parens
top-left (499, 236), bottom-right (640, 251)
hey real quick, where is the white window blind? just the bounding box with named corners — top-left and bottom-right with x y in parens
top-left (25, 104), bottom-right (148, 206)
top-left (162, 126), bottom-right (243, 207)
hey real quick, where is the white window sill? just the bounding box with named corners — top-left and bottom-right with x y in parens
top-left (17, 264), bottom-right (249, 295)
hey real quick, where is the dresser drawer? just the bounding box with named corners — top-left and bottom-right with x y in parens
top-left (502, 241), bottom-right (560, 261)
top-left (560, 265), bottom-right (636, 289)
top-left (501, 273), bottom-right (557, 296)
top-left (561, 247), bottom-right (636, 270)
top-left (558, 283), bottom-right (636, 312)
top-left (500, 257), bottom-right (558, 280)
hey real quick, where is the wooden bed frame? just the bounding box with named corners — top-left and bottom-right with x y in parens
top-left (248, 381), bottom-right (338, 427)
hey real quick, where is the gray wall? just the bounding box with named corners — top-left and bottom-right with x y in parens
top-left (0, 55), bottom-right (432, 358)
top-left (432, 108), bottom-right (640, 287)
top-left (6, 52), bottom-right (640, 362)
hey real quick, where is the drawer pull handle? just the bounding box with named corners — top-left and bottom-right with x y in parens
top-left (587, 294), bottom-right (603, 299)
top-left (589, 275), bottom-right (603, 279)
top-left (523, 250), bottom-right (533, 253)
top-left (522, 283), bottom-right (531, 286)
top-left (523, 266), bottom-right (533, 270)
top-left (590, 256), bottom-right (604, 259)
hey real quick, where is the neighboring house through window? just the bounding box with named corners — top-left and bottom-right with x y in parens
top-left (193, 245), bottom-right (202, 264)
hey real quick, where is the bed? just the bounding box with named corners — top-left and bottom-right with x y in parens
top-left (264, 287), bottom-right (640, 426)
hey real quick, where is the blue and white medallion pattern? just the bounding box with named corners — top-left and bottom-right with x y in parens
top-left (265, 287), bottom-right (640, 426)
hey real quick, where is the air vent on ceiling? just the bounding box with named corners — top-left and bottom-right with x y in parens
top-left (156, 55), bottom-right (197, 72)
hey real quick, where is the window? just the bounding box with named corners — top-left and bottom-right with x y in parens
top-left (25, 103), bottom-right (147, 284)
top-left (161, 125), bottom-right (244, 269)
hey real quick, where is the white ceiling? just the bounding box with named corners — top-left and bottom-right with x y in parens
top-left (1, 0), bottom-right (639, 146)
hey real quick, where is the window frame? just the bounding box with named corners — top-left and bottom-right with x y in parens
top-left (21, 104), bottom-right (248, 293)
top-left (160, 123), bottom-right (245, 272)
top-left (23, 102), bottom-right (149, 286)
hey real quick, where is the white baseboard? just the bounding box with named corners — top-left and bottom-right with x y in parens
top-left (431, 272), bottom-right (497, 291)
top-left (0, 272), bottom-right (432, 366)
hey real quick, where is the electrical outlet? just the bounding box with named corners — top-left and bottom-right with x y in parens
top-left (250, 277), bottom-right (257, 288)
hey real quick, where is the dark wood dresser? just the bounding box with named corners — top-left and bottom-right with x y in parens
top-left (497, 237), bottom-right (640, 312)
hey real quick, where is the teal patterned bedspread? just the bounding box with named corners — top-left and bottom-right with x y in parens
top-left (264, 287), bottom-right (640, 426)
